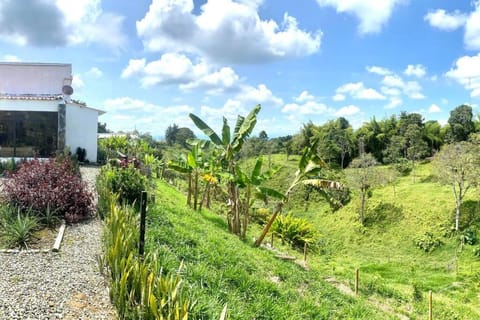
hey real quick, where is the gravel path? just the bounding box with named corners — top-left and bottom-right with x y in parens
top-left (0, 166), bottom-right (116, 319)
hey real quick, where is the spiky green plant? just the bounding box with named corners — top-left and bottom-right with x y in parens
top-left (1, 207), bottom-right (39, 248)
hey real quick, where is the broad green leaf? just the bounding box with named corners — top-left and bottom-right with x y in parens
top-left (222, 117), bottom-right (231, 145)
top-left (251, 157), bottom-right (263, 183)
top-left (232, 105), bottom-right (261, 151)
top-left (189, 113), bottom-right (223, 145)
top-left (256, 186), bottom-right (286, 200)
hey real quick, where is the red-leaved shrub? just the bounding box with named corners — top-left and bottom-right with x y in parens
top-left (1, 158), bottom-right (94, 223)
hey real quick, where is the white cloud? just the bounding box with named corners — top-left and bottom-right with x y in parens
top-left (86, 67), bottom-right (103, 78)
top-left (428, 104), bottom-right (441, 113)
top-left (56, 0), bottom-right (126, 50)
top-left (465, 4), bottom-right (480, 50)
top-left (295, 90), bottom-right (315, 102)
top-left (425, 4), bottom-right (480, 51)
top-left (336, 81), bottom-right (386, 100)
top-left (332, 93), bottom-right (346, 101)
top-left (122, 53), bottom-right (241, 93)
top-left (366, 65), bottom-right (391, 75)
top-left (72, 74), bottom-right (85, 90)
top-left (0, 0), bottom-right (126, 50)
top-left (335, 104), bottom-right (360, 117)
top-left (384, 97), bottom-right (402, 109)
top-left (424, 9), bottom-right (467, 31)
top-left (445, 53), bottom-right (480, 97)
top-left (102, 97), bottom-right (194, 135)
top-left (381, 75), bottom-right (425, 99)
top-left (2, 55), bottom-right (20, 62)
top-left (316, 0), bottom-right (405, 34)
top-left (381, 86), bottom-right (401, 96)
top-left (136, 0), bottom-right (321, 64)
top-left (404, 64), bottom-right (426, 78)
top-left (282, 100), bottom-right (330, 114)
top-left (239, 84), bottom-right (283, 107)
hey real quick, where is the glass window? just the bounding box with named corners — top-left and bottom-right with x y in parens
top-left (0, 111), bottom-right (58, 157)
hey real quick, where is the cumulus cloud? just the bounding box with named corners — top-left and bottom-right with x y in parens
top-left (102, 97), bottom-right (194, 135)
top-left (404, 64), bottom-right (426, 78)
top-left (424, 9), bottom-right (467, 31)
top-left (136, 0), bottom-right (321, 64)
top-left (335, 104), bottom-right (360, 117)
top-left (239, 84), bottom-right (283, 107)
top-left (295, 90), bottom-right (315, 103)
top-left (425, 3), bottom-right (480, 50)
top-left (0, 0), bottom-right (126, 50)
top-left (445, 53), bottom-right (480, 97)
top-left (315, 0), bottom-right (405, 34)
top-left (72, 74), bottom-right (85, 91)
top-left (428, 104), bottom-right (441, 113)
top-left (366, 65), bottom-right (391, 75)
top-left (86, 67), bottom-right (103, 78)
top-left (332, 93), bottom-right (346, 101)
top-left (282, 100), bottom-right (330, 114)
top-left (384, 97), bottom-right (402, 109)
top-left (335, 82), bottom-right (386, 100)
top-left (381, 74), bottom-right (425, 99)
top-left (122, 53), bottom-right (241, 93)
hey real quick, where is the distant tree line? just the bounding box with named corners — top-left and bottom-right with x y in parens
top-left (238, 104), bottom-right (477, 168)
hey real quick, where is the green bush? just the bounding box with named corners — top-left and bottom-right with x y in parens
top-left (393, 158), bottom-right (412, 176)
top-left (271, 213), bottom-right (319, 249)
top-left (251, 207), bottom-right (271, 225)
top-left (415, 232), bottom-right (443, 253)
top-left (96, 164), bottom-right (147, 214)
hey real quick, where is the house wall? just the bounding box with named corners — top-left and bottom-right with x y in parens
top-left (65, 104), bottom-right (98, 162)
top-left (0, 63), bottom-right (72, 94)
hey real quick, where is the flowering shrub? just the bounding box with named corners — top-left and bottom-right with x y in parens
top-left (2, 158), bottom-right (94, 223)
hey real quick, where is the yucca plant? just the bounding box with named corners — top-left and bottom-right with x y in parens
top-left (1, 207), bottom-right (39, 249)
top-left (271, 213), bottom-right (319, 249)
top-left (41, 203), bottom-right (61, 229)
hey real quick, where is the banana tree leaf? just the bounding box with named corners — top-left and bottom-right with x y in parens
top-left (256, 186), bottom-right (286, 200)
top-left (189, 113), bottom-right (223, 145)
top-left (222, 117), bottom-right (231, 145)
top-left (168, 162), bottom-right (192, 173)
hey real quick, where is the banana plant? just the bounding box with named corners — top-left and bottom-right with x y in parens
top-left (235, 156), bottom-right (284, 238)
top-left (189, 105), bottom-right (261, 236)
top-left (254, 139), bottom-right (344, 247)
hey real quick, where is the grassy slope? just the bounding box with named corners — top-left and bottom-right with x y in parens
top-left (265, 154), bottom-right (480, 319)
top-left (145, 180), bottom-right (396, 320)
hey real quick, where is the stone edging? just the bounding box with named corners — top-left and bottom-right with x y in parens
top-left (0, 220), bottom-right (67, 254)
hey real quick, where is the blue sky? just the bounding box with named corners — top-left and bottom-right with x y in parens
top-left (1, 0), bottom-right (480, 138)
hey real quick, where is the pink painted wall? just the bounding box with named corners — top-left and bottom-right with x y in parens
top-left (0, 63), bottom-right (72, 95)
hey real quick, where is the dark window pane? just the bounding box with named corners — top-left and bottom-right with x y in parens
top-left (0, 111), bottom-right (58, 157)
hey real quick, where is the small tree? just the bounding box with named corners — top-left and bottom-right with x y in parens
top-left (433, 141), bottom-right (479, 231)
top-left (346, 153), bottom-right (380, 225)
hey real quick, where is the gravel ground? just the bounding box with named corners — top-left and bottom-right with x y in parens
top-left (0, 166), bottom-right (116, 319)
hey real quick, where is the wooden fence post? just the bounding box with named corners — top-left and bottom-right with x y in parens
top-left (139, 191), bottom-right (147, 256)
top-left (355, 268), bottom-right (359, 295)
top-left (428, 290), bottom-right (433, 320)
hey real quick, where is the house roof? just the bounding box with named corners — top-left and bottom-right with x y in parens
top-left (0, 93), bottom-right (63, 101)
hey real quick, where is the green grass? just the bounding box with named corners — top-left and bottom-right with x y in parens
top-left (145, 180), bottom-right (396, 319)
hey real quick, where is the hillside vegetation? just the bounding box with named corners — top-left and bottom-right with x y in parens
top-left (262, 154), bottom-right (480, 319)
top-left (145, 180), bottom-right (397, 319)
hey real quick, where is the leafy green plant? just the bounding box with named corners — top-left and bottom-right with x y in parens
top-left (1, 207), bottom-right (39, 248)
top-left (271, 213), bottom-right (319, 249)
top-left (41, 203), bottom-right (61, 229)
top-left (101, 202), bottom-right (193, 319)
top-left (415, 232), bottom-right (443, 252)
top-left (459, 228), bottom-right (477, 245)
top-left (96, 164), bottom-right (147, 209)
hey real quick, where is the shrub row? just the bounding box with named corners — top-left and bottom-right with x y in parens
top-left (100, 198), bottom-right (193, 319)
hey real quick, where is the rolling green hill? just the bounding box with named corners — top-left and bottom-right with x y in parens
top-left (146, 154), bottom-right (480, 319)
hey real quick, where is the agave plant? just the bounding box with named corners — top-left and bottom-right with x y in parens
top-left (1, 207), bottom-right (39, 249)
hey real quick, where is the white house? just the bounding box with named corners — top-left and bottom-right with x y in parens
top-left (0, 62), bottom-right (104, 162)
